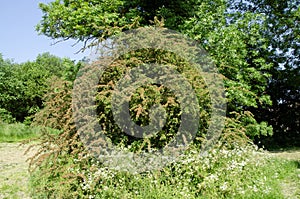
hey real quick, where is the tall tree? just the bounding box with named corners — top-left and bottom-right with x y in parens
top-left (36, 0), bottom-right (275, 141)
top-left (228, 0), bottom-right (300, 147)
top-left (36, 0), bottom-right (201, 45)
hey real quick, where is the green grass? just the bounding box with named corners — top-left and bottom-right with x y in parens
top-left (0, 122), bottom-right (60, 142)
top-left (0, 122), bottom-right (40, 142)
top-left (275, 159), bottom-right (300, 199)
top-left (0, 142), bottom-right (37, 199)
top-left (0, 181), bottom-right (29, 199)
top-left (244, 158), bottom-right (299, 199)
top-left (0, 121), bottom-right (297, 199)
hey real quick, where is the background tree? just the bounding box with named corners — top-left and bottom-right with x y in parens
top-left (0, 55), bottom-right (23, 122)
top-left (228, 0), bottom-right (300, 148)
top-left (0, 52), bottom-right (82, 123)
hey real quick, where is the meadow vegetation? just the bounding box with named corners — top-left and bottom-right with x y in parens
top-left (28, 138), bottom-right (299, 199)
top-left (0, 122), bottom-right (40, 142)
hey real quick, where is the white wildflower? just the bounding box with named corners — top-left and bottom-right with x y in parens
top-left (220, 182), bottom-right (228, 191)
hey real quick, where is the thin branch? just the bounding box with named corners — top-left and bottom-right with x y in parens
top-left (50, 36), bottom-right (72, 46)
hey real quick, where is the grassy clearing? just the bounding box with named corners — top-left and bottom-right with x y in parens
top-left (0, 142), bottom-right (298, 199)
top-left (0, 124), bottom-right (298, 199)
top-left (280, 161), bottom-right (300, 199)
top-left (270, 150), bottom-right (300, 199)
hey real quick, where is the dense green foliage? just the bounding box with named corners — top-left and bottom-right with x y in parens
top-left (36, 0), bottom-right (274, 141)
top-left (0, 53), bottom-right (82, 123)
top-left (0, 56), bottom-right (24, 121)
top-left (30, 142), bottom-right (299, 198)
top-left (90, 47), bottom-right (212, 150)
top-left (36, 0), bottom-right (299, 147)
top-left (25, 0), bottom-right (299, 198)
top-left (229, 0), bottom-right (300, 148)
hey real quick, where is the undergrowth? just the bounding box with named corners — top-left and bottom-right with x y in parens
top-left (29, 140), bottom-right (298, 199)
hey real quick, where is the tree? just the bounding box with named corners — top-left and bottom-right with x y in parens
top-left (228, 0), bottom-right (300, 147)
top-left (0, 53), bottom-right (82, 122)
top-left (37, 0), bottom-right (274, 141)
top-left (36, 0), bottom-right (202, 47)
top-left (0, 54), bottom-right (24, 121)
top-left (182, 0), bottom-right (273, 139)
top-left (30, 1), bottom-right (280, 196)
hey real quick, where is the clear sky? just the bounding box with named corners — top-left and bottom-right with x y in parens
top-left (0, 0), bottom-right (89, 63)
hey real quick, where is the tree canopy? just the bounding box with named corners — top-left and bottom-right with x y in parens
top-left (0, 53), bottom-right (82, 122)
top-left (228, 0), bottom-right (299, 147)
top-left (34, 0), bottom-right (300, 149)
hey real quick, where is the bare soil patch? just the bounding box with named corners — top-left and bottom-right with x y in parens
top-left (270, 149), bottom-right (300, 160)
top-left (0, 143), bottom-right (36, 199)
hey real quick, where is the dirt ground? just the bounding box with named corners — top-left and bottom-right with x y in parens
top-left (270, 149), bottom-right (300, 160)
top-left (0, 143), bottom-right (36, 199)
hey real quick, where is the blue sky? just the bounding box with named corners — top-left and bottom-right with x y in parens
top-left (0, 0), bottom-right (89, 63)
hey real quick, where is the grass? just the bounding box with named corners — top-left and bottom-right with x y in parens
top-left (0, 180), bottom-right (29, 199)
top-left (0, 122), bottom-right (40, 142)
top-left (255, 158), bottom-right (299, 199)
top-left (0, 144), bottom-right (298, 199)
top-left (0, 122), bottom-right (60, 142)
top-left (270, 151), bottom-right (300, 199)
top-left (0, 142), bottom-right (36, 199)
top-left (280, 160), bottom-right (300, 199)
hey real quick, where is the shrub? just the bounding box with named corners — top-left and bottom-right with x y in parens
top-left (0, 108), bottom-right (16, 124)
top-left (29, 31), bottom-right (257, 198)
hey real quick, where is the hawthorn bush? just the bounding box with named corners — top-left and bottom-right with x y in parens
top-left (29, 29), bottom-right (253, 198)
